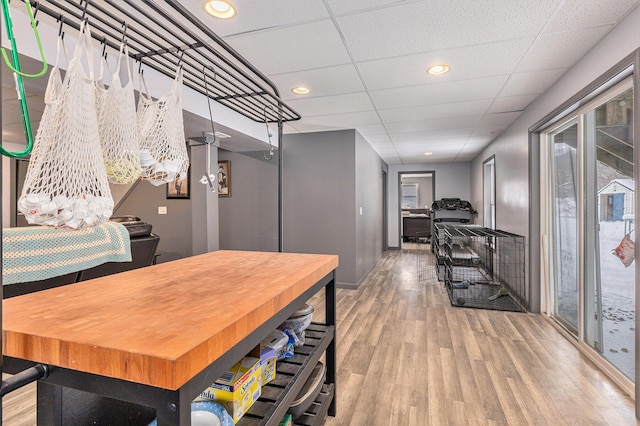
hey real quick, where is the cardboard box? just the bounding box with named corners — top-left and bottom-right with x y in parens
top-left (260, 346), bottom-right (277, 386)
top-left (196, 356), bottom-right (262, 423)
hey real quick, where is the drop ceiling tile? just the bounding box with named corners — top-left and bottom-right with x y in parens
top-left (224, 20), bottom-right (351, 75)
top-left (357, 38), bottom-right (533, 91)
top-left (394, 139), bottom-right (469, 150)
top-left (455, 153), bottom-right (479, 161)
top-left (297, 111), bottom-right (380, 128)
top-left (488, 94), bottom-right (538, 113)
top-left (366, 134), bottom-right (391, 144)
top-left (283, 124), bottom-right (300, 134)
top-left (372, 147), bottom-right (399, 155)
top-left (181, 0), bottom-right (330, 37)
top-left (325, 0), bottom-right (407, 16)
top-left (285, 93), bottom-right (374, 117)
top-left (356, 124), bottom-right (387, 136)
top-left (370, 75), bottom-right (509, 110)
top-left (269, 64), bottom-right (365, 100)
top-left (544, 0), bottom-right (640, 33)
top-left (379, 100), bottom-right (492, 123)
top-left (390, 128), bottom-right (475, 143)
top-left (386, 116), bottom-right (482, 133)
top-left (499, 68), bottom-right (568, 97)
top-left (516, 26), bottom-right (612, 72)
top-left (336, 0), bottom-right (561, 61)
top-left (285, 109), bottom-right (379, 132)
top-left (477, 111), bottom-right (523, 127)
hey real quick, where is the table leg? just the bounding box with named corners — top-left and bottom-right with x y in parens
top-left (37, 381), bottom-right (62, 425)
top-left (325, 273), bottom-right (337, 417)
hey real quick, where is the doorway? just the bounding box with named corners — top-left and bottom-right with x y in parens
top-left (399, 172), bottom-right (435, 250)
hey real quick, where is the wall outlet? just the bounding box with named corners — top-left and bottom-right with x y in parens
top-left (158, 206), bottom-right (167, 215)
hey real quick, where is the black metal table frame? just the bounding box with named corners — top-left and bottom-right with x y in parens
top-left (4, 271), bottom-right (337, 425)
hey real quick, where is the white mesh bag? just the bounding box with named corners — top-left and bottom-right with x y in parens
top-left (137, 66), bottom-right (189, 186)
top-left (18, 23), bottom-right (113, 230)
top-left (96, 43), bottom-right (142, 184)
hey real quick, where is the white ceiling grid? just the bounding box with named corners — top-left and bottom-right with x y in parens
top-left (6, 0), bottom-right (640, 164)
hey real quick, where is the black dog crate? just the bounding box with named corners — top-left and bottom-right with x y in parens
top-left (435, 224), bottom-right (527, 312)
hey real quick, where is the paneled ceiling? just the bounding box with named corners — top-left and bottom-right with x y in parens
top-left (180, 0), bottom-right (640, 164)
top-left (2, 1), bottom-right (640, 165)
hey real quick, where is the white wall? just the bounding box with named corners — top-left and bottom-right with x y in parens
top-left (388, 162), bottom-right (471, 248)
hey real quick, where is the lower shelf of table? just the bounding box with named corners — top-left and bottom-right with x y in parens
top-left (295, 384), bottom-right (335, 426)
top-left (239, 323), bottom-right (335, 426)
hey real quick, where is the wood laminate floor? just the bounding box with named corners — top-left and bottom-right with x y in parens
top-left (2, 248), bottom-right (638, 425)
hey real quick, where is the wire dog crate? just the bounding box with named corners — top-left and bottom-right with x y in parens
top-left (434, 224), bottom-right (527, 312)
top-left (416, 231), bottom-right (435, 281)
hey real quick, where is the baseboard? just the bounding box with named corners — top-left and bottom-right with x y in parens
top-left (337, 282), bottom-right (358, 290)
top-left (388, 246), bottom-right (400, 250)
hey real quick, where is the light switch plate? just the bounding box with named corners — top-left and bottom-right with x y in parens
top-left (158, 206), bottom-right (167, 215)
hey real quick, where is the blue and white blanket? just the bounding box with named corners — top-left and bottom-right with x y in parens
top-left (2, 222), bottom-right (131, 285)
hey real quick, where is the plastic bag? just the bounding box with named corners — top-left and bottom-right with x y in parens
top-left (613, 233), bottom-right (635, 267)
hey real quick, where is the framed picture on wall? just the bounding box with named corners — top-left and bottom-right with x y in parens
top-left (166, 168), bottom-right (190, 199)
top-left (218, 160), bottom-right (231, 197)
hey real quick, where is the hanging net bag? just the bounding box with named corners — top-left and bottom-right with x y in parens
top-left (17, 23), bottom-right (113, 229)
top-left (96, 43), bottom-right (142, 184)
top-left (137, 66), bottom-right (189, 186)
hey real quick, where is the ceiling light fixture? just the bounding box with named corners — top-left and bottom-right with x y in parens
top-left (426, 64), bottom-right (450, 75)
top-left (424, 152), bottom-right (433, 156)
top-left (292, 86), bottom-right (310, 95)
top-left (203, 1), bottom-right (236, 19)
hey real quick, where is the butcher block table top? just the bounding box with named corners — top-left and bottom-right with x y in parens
top-left (3, 250), bottom-right (338, 390)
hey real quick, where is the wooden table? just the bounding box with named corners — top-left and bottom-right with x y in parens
top-left (3, 250), bottom-right (339, 425)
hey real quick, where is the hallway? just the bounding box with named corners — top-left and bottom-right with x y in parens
top-left (312, 249), bottom-right (637, 425)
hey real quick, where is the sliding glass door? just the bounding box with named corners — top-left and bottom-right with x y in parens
top-left (544, 78), bottom-right (634, 383)
top-left (549, 120), bottom-right (579, 334)
top-left (584, 86), bottom-right (635, 380)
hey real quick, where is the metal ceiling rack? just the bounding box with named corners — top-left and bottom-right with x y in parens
top-left (25, 0), bottom-right (301, 124)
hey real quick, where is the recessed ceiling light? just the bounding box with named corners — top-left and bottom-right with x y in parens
top-left (424, 152), bottom-right (433, 155)
top-left (292, 86), bottom-right (310, 95)
top-left (426, 64), bottom-right (450, 75)
top-left (203, 1), bottom-right (236, 19)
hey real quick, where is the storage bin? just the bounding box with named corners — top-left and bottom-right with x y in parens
top-left (287, 361), bottom-right (325, 420)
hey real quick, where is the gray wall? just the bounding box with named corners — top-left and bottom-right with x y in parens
top-left (115, 180), bottom-right (193, 263)
top-left (114, 143), bottom-right (220, 262)
top-left (218, 150), bottom-right (279, 252)
top-left (282, 130), bottom-right (357, 287)
top-left (401, 175), bottom-right (433, 209)
top-left (470, 3), bottom-right (640, 314)
top-left (388, 162), bottom-right (471, 248)
top-left (355, 131), bottom-right (387, 284)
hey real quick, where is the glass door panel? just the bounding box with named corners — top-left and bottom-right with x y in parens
top-left (584, 87), bottom-right (634, 380)
top-left (551, 120), bottom-right (579, 333)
